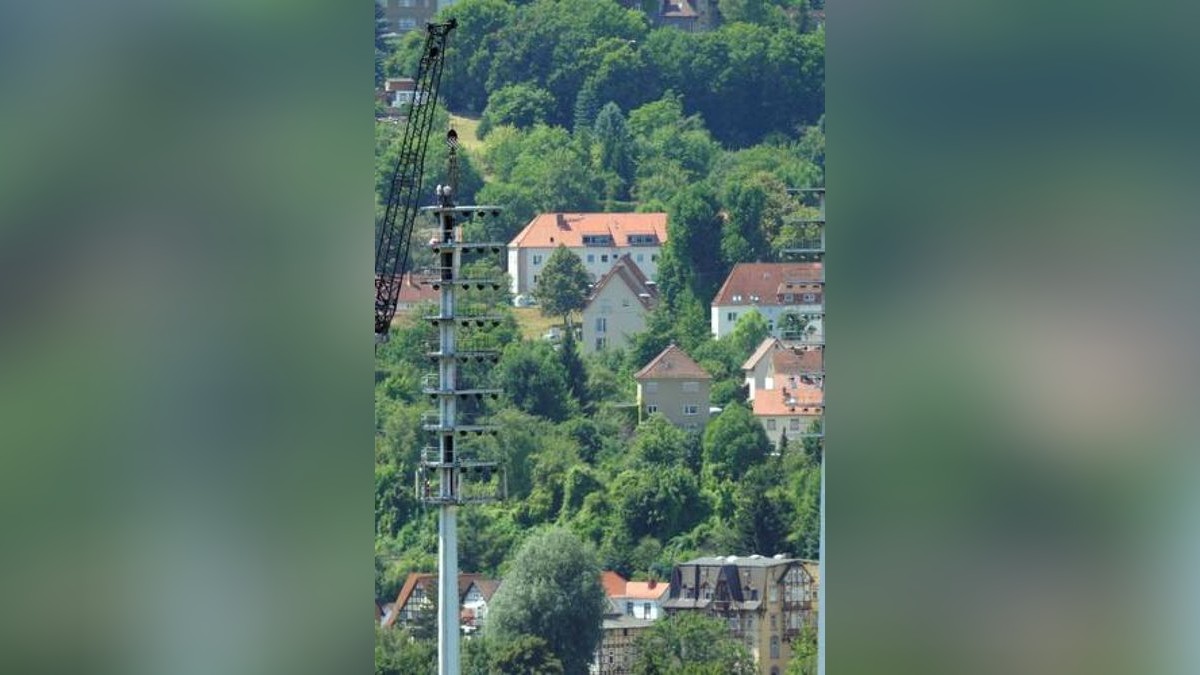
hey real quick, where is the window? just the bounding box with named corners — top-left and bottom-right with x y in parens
top-left (636, 254), bottom-right (644, 262)
top-left (683, 404), bottom-right (699, 416)
top-left (595, 317), bottom-right (607, 333)
top-left (767, 418), bottom-right (777, 430)
top-left (651, 254), bottom-right (658, 262)
top-left (727, 312), bottom-right (737, 322)
top-left (626, 601), bottom-right (633, 615)
top-left (595, 337), bottom-right (606, 351)
top-left (770, 636), bottom-right (780, 659)
top-left (397, 17), bottom-right (417, 29)
top-left (646, 404), bottom-right (658, 414)
top-left (771, 614), bottom-right (777, 629)
top-left (532, 254), bottom-right (543, 265)
top-left (601, 254), bottom-right (609, 263)
top-left (628, 234), bottom-right (658, 245)
top-left (803, 292), bottom-right (817, 303)
top-left (751, 589), bottom-right (759, 600)
top-left (682, 381), bottom-right (699, 393)
top-left (732, 294), bottom-right (743, 302)
top-left (533, 275), bottom-right (539, 284)
top-left (587, 254), bottom-right (595, 263)
top-left (643, 602), bottom-right (651, 617)
top-left (790, 418), bottom-right (801, 431)
top-left (645, 382), bottom-right (658, 393)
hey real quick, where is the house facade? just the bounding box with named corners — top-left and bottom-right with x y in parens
top-left (593, 573), bottom-right (670, 675)
top-left (383, 572), bottom-right (500, 633)
top-left (742, 338), bottom-right (825, 403)
top-left (379, 0), bottom-right (443, 34)
top-left (634, 344), bottom-right (712, 431)
top-left (506, 212), bottom-right (668, 298)
top-left (581, 255), bottom-right (658, 354)
top-left (751, 382), bottom-right (824, 448)
top-left (663, 555), bottom-right (820, 675)
top-left (710, 263), bottom-right (824, 341)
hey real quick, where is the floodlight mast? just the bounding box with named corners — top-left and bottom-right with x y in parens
top-left (416, 134), bottom-right (508, 675)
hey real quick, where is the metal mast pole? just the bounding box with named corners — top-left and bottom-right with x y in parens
top-left (418, 131), bottom-right (507, 675)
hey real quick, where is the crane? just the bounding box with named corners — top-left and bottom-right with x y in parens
top-left (375, 18), bottom-right (457, 343)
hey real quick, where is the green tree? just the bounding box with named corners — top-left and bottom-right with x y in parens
top-left (487, 527), bottom-right (606, 675)
top-left (701, 403), bottom-right (769, 486)
top-left (535, 245), bottom-right (591, 326)
top-left (558, 327), bottom-right (589, 408)
top-left (479, 83), bottom-right (557, 137)
top-left (491, 634), bottom-right (565, 675)
top-left (494, 341), bottom-right (575, 422)
top-left (594, 102), bottom-right (635, 199)
top-left (632, 612), bottom-right (756, 675)
top-left (785, 625), bottom-right (819, 675)
top-left (612, 466), bottom-right (704, 541)
top-left (727, 310), bottom-right (770, 360)
top-left (375, 626), bottom-right (435, 675)
top-left (732, 462), bottom-right (794, 555)
top-left (631, 414), bottom-right (689, 467)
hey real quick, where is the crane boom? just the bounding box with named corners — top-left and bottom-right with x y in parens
top-left (375, 19), bottom-right (457, 342)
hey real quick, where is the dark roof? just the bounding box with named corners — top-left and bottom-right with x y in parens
top-left (712, 263), bottom-right (824, 307)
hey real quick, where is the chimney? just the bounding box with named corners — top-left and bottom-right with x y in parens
top-left (648, 579), bottom-right (657, 589)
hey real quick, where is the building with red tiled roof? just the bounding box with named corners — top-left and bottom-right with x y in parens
top-left (581, 255), bottom-right (659, 354)
top-left (710, 263), bottom-right (824, 341)
top-left (506, 212), bottom-right (668, 297)
top-left (752, 381), bottom-right (824, 447)
top-left (634, 344), bottom-right (712, 431)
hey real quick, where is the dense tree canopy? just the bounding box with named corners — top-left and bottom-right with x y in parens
top-left (631, 613), bottom-right (757, 675)
top-left (535, 246), bottom-right (591, 324)
top-left (487, 527), bottom-right (606, 675)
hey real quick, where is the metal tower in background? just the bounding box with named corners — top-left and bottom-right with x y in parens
top-left (416, 131), bottom-right (507, 675)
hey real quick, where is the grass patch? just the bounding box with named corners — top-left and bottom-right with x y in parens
top-left (449, 114), bottom-right (484, 154)
top-left (513, 307), bottom-right (561, 341)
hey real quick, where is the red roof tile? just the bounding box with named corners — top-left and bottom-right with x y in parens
top-left (772, 345), bottom-right (824, 376)
top-left (712, 263), bottom-right (824, 307)
top-left (601, 571), bottom-right (628, 597)
top-left (623, 580), bottom-right (669, 600)
top-left (633, 344), bottom-right (712, 381)
top-left (509, 212), bottom-right (668, 249)
top-left (752, 382), bottom-right (824, 416)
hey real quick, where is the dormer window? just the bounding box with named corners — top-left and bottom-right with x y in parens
top-left (732, 294), bottom-right (743, 302)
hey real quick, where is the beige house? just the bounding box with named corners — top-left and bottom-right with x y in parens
top-left (634, 345), bottom-right (712, 431)
top-left (507, 212), bottom-right (668, 298)
top-left (581, 255), bottom-right (659, 354)
top-left (662, 555), bottom-right (820, 675)
top-left (752, 382), bottom-right (824, 448)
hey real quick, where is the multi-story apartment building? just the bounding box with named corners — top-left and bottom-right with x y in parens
top-left (592, 601), bottom-right (656, 675)
top-left (580, 255), bottom-right (658, 354)
top-left (710, 263), bottom-right (824, 341)
top-left (506, 212), bottom-right (668, 298)
top-left (634, 344), bottom-right (712, 431)
top-left (662, 555), bottom-right (820, 675)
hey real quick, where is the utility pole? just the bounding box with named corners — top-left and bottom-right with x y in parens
top-left (417, 131), bottom-right (506, 675)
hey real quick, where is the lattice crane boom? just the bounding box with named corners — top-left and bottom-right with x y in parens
top-left (375, 19), bottom-right (457, 342)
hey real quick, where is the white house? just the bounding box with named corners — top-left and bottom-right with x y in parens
top-left (506, 212), bottom-right (668, 298)
top-left (580, 254), bottom-right (658, 354)
top-left (710, 262), bottom-right (824, 340)
top-left (742, 338), bottom-right (824, 402)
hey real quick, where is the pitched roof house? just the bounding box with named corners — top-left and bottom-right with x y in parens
top-left (506, 212), bottom-right (668, 297)
top-left (752, 381), bottom-right (824, 447)
top-left (663, 555), bottom-right (820, 673)
top-left (710, 263), bottom-right (824, 341)
top-left (634, 344), bottom-right (713, 431)
top-left (581, 254), bottom-right (659, 354)
top-left (384, 572), bottom-right (501, 633)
